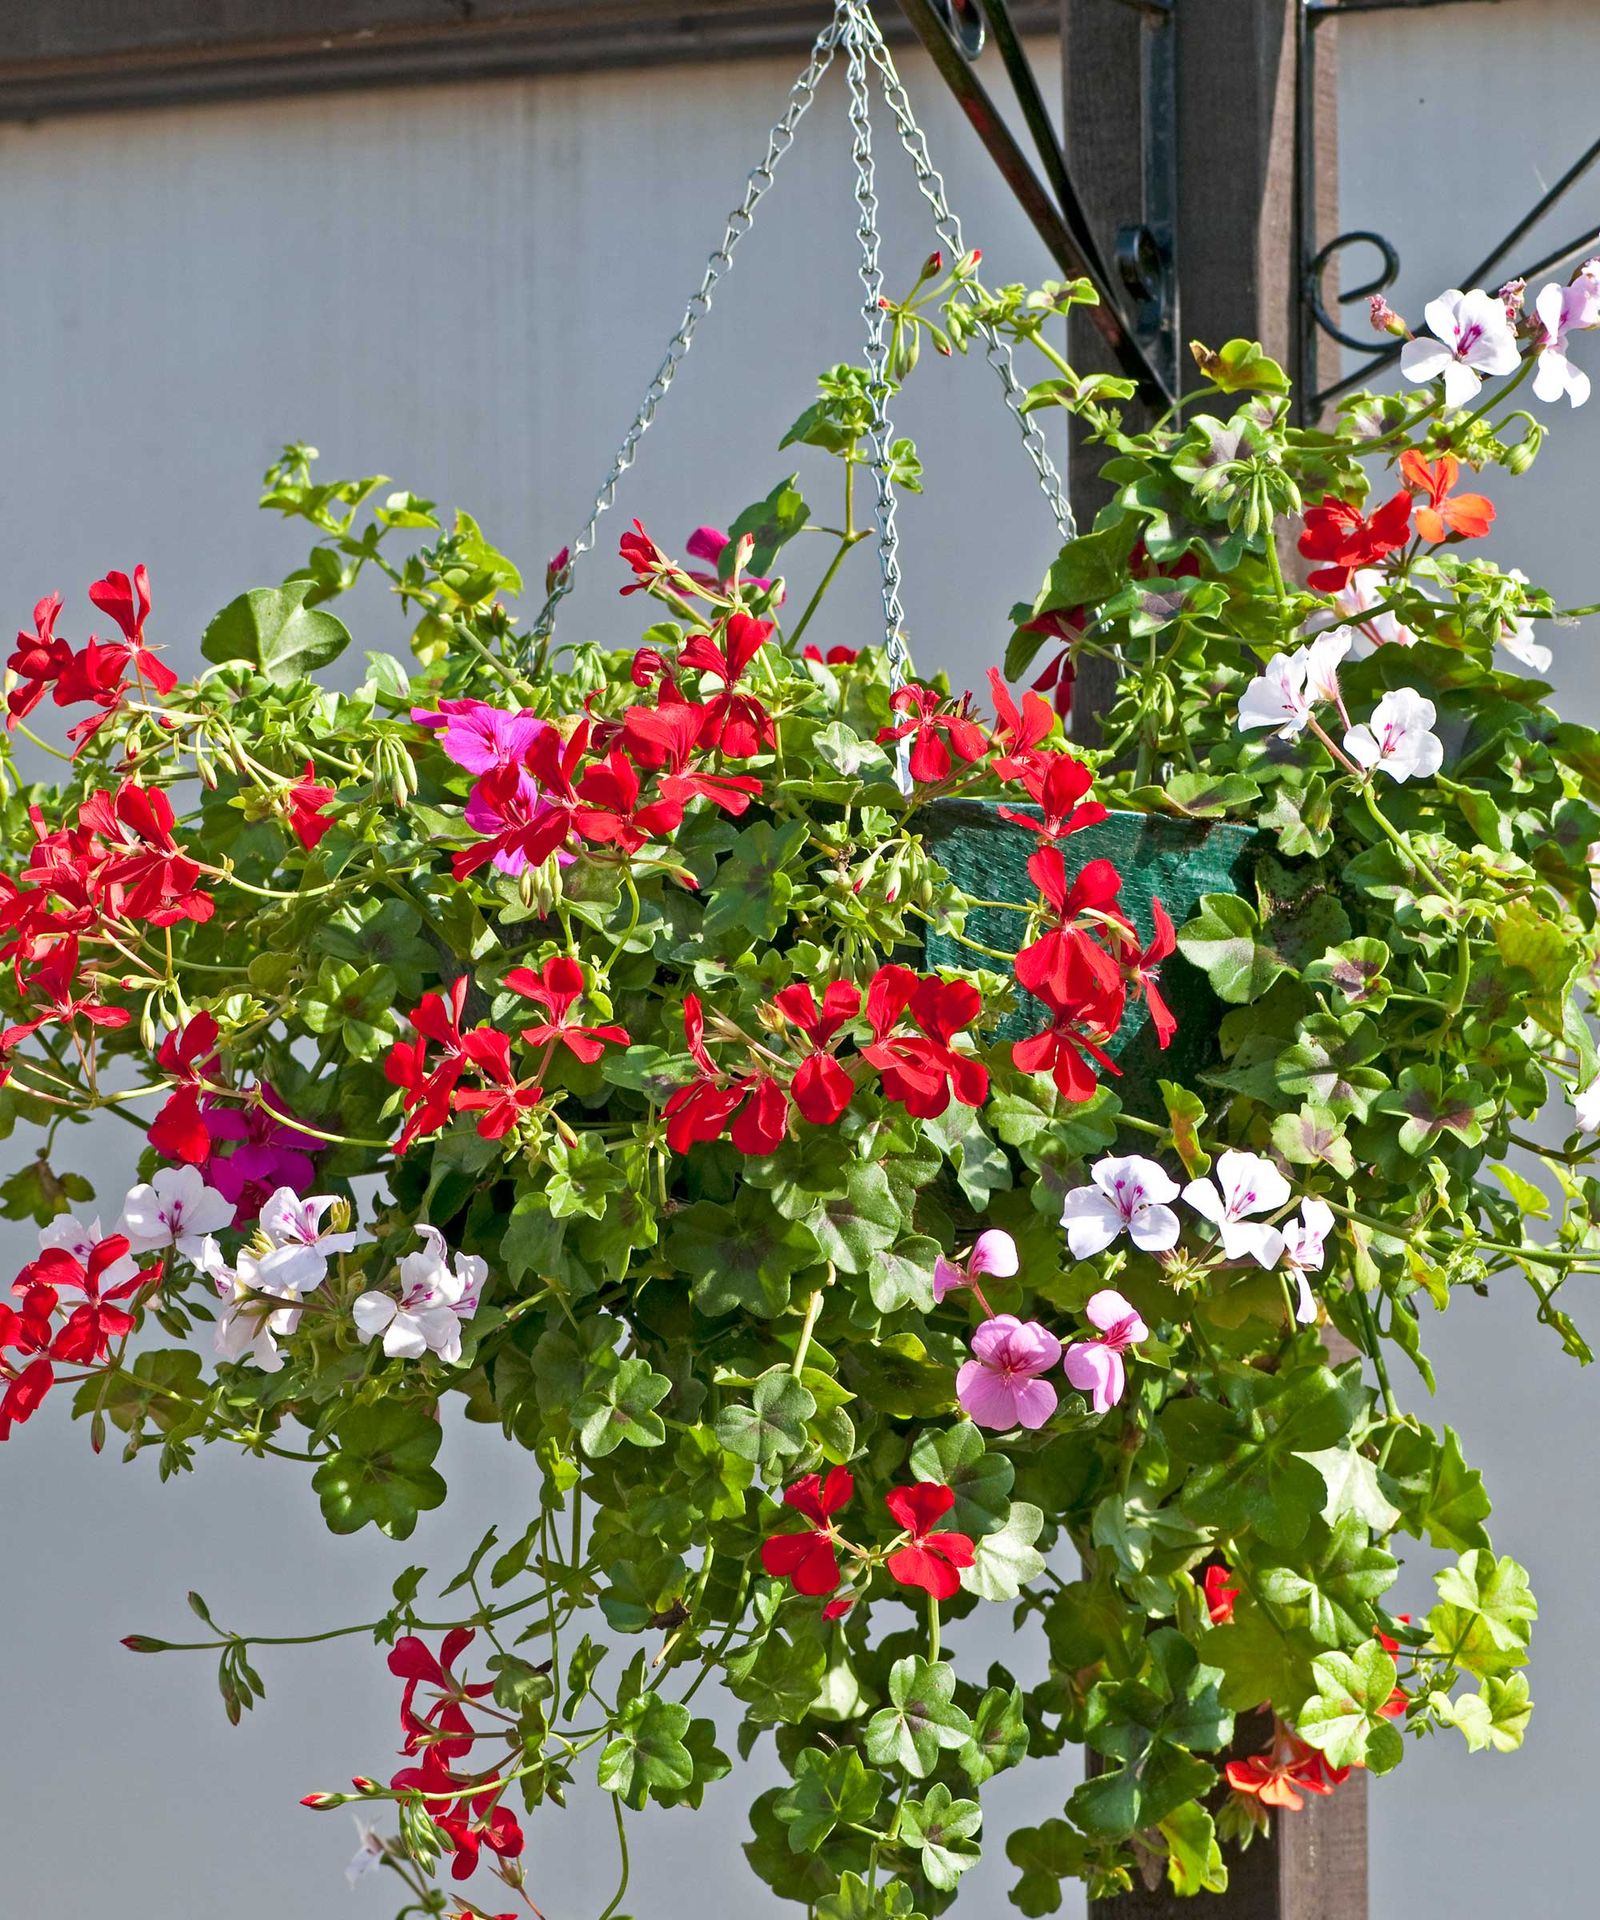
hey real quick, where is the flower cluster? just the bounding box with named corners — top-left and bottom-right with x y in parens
top-left (760, 1468), bottom-right (976, 1610)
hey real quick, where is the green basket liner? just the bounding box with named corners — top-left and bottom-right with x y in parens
top-left (918, 801), bottom-right (1256, 1108)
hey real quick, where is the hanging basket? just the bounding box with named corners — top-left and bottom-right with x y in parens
top-left (919, 799), bottom-right (1256, 1100)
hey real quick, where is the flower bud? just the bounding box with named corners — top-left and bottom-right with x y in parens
top-left (1498, 277), bottom-right (1526, 322)
top-left (121, 1634), bottom-right (173, 1653)
top-left (350, 1776), bottom-right (380, 1794)
top-left (918, 249), bottom-right (943, 282)
top-left (1368, 295), bottom-right (1407, 338)
top-left (299, 1791), bottom-right (345, 1810)
top-left (544, 546), bottom-right (571, 597)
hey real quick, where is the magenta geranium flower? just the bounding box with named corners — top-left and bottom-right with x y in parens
top-left (203, 1085), bottom-right (319, 1225)
top-left (411, 699), bottom-right (547, 776)
top-left (956, 1314), bottom-right (1061, 1431)
top-left (1062, 1289), bottom-right (1148, 1414)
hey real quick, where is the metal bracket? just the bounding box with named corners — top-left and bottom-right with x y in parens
top-left (1297, 0), bottom-right (1598, 411)
top-left (895, 0), bottom-right (1175, 403)
top-left (1111, 0), bottom-right (1179, 398)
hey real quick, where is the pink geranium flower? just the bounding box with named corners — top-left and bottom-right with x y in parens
top-left (933, 1228), bottom-right (1018, 1306)
top-left (1062, 1288), bottom-right (1148, 1414)
top-left (956, 1315), bottom-right (1061, 1430)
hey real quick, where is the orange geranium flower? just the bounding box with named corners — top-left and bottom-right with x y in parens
top-left (1398, 449), bottom-right (1495, 544)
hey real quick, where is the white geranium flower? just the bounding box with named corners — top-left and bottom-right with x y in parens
top-left (1237, 653), bottom-right (1312, 740)
top-left (208, 1240), bottom-right (311, 1374)
top-left (1532, 281), bottom-right (1593, 409)
top-left (252, 1186), bottom-right (369, 1294)
top-left (118, 1166), bottom-right (234, 1264)
top-left (1572, 1076), bottom-right (1600, 1134)
top-left (1400, 287), bottom-right (1520, 409)
top-left (1061, 1155), bottom-right (1182, 1259)
top-left (345, 1817), bottom-right (386, 1888)
top-left (1183, 1150), bottom-right (1291, 1268)
top-left (353, 1224), bottom-right (485, 1364)
top-left (1343, 688), bottom-right (1444, 783)
top-left (1281, 1197), bottom-right (1335, 1324)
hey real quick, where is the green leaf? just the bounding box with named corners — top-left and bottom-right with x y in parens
top-left (1072, 1629), bottom-right (1228, 1836)
top-left (201, 580), bottom-right (352, 685)
top-left (814, 1871), bottom-right (926, 1920)
top-left (572, 1356), bottom-right (671, 1458)
top-left (1176, 893), bottom-right (1286, 1004)
top-left (667, 1194), bottom-right (810, 1318)
top-left (1256, 1513), bottom-right (1398, 1648)
top-left (773, 1747), bottom-right (882, 1853)
top-left (716, 1369), bottom-right (816, 1473)
top-left (312, 1405), bottom-right (447, 1541)
top-left (1192, 337), bottom-right (1290, 393)
top-left (1294, 1640), bottom-right (1401, 1771)
top-left (1380, 1424), bottom-right (1492, 1552)
top-left (960, 1501), bottom-right (1046, 1602)
top-left (909, 1420), bottom-right (1013, 1538)
top-left (1429, 1673), bottom-right (1531, 1753)
top-left (1166, 1365), bottom-right (1365, 1551)
top-left (1160, 1800), bottom-right (1227, 1897)
top-left (864, 1657), bottom-right (972, 1777)
top-left (805, 1163), bottom-right (901, 1274)
top-left (899, 1782), bottom-right (982, 1891)
top-left (597, 1690), bottom-right (695, 1809)
top-left (1204, 1600), bottom-right (1314, 1716)
top-left (725, 475), bottom-right (810, 578)
top-left (962, 1683), bottom-right (1030, 1785)
top-left (1006, 1818), bottom-right (1095, 1917)
top-left (1426, 1549), bottom-right (1537, 1679)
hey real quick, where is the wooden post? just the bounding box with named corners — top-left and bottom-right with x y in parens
top-left (1060, 3), bottom-right (1364, 1912)
top-left (1060, 0), bottom-right (1338, 744)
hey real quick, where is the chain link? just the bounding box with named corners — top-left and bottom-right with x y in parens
top-left (858, 13), bottom-right (1075, 543)
top-left (527, 6), bottom-right (848, 646)
top-left (843, 6), bottom-right (914, 795)
top-left (527, 0), bottom-right (1075, 727)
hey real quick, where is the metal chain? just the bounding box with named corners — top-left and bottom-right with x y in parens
top-left (527, 7), bottom-right (848, 646)
top-left (843, 4), bottom-right (914, 796)
top-left (858, 13), bottom-right (1075, 542)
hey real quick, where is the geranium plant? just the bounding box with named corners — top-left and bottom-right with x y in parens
top-left (5, 250), bottom-right (1600, 1916)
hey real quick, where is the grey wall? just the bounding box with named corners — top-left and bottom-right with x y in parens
top-left (3, 4), bottom-right (1598, 1913)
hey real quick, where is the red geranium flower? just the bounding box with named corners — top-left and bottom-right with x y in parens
top-left (1011, 973), bottom-right (1125, 1103)
top-left (81, 780), bottom-right (213, 927)
top-left (760, 1468), bottom-right (855, 1597)
top-left (5, 594), bottom-right (72, 726)
top-left (802, 643), bottom-right (859, 665)
top-left (1398, 449), bottom-right (1495, 545)
top-left (770, 980), bottom-right (860, 1125)
top-left (620, 702), bottom-right (763, 816)
top-left (678, 612), bottom-right (775, 757)
top-left (504, 955), bottom-right (629, 1064)
top-left (883, 1483), bottom-right (975, 1600)
top-left (1202, 1562), bottom-right (1240, 1625)
top-left (662, 995), bottom-right (788, 1156)
top-left (1122, 898), bottom-right (1178, 1047)
top-left (452, 1030), bottom-right (544, 1141)
top-left (1226, 1721), bottom-right (1350, 1812)
top-left (0, 1353), bottom-right (54, 1442)
top-left (286, 761), bottom-right (336, 850)
top-left (384, 978), bottom-right (473, 1152)
top-left (389, 1629), bottom-right (494, 1762)
top-left (618, 519), bottom-right (673, 595)
top-left (987, 666), bottom-right (1056, 778)
top-left (88, 564), bottom-right (178, 695)
top-left (572, 748), bottom-right (685, 852)
top-left (877, 685), bottom-right (988, 785)
top-left (861, 965), bottom-right (988, 1118)
top-left (996, 748), bottom-right (1108, 841)
top-left (1297, 490), bottom-right (1412, 592)
top-left (26, 1233), bottom-right (154, 1365)
top-left (147, 1011), bottom-right (222, 1165)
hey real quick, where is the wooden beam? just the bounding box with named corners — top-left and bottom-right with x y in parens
top-left (0, 1), bottom-right (1057, 119)
top-left (1059, 4), bottom-right (1362, 1911)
